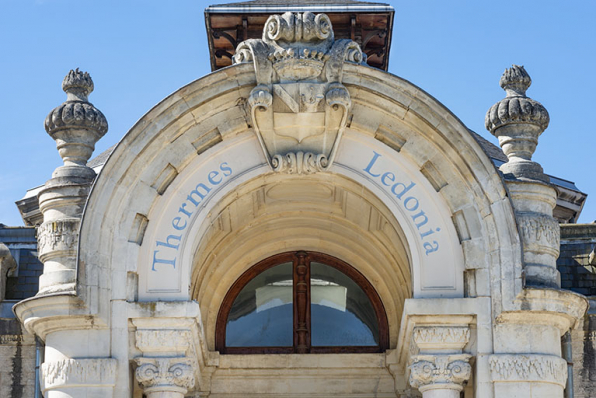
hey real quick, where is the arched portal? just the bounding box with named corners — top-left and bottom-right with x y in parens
top-left (72, 57), bottom-right (520, 398)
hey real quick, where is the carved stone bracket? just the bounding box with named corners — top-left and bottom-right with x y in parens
top-left (41, 358), bottom-right (117, 392)
top-left (135, 357), bottom-right (195, 395)
top-left (489, 354), bottom-right (567, 388)
top-left (234, 11), bottom-right (363, 174)
top-left (409, 354), bottom-right (472, 392)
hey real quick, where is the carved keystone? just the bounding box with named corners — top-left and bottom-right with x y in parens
top-left (234, 12), bottom-right (363, 174)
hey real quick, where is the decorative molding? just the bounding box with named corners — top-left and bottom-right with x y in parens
top-left (135, 357), bottom-right (195, 393)
top-left (517, 212), bottom-right (560, 251)
top-left (412, 326), bottom-right (470, 351)
top-left (489, 354), bottom-right (567, 387)
top-left (409, 354), bottom-right (472, 392)
top-left (37, 219), bottom-right (79, 260)
top-left (0, 334), bottom-right (26, 345)
top-left (234, 11), bottom-right (363, 174)
top-left (135, 329), bottom-right (191, 354)
top-left (41, 358), bottom-right (117, 391)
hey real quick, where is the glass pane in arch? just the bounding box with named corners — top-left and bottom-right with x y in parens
top-left (226, 262), bottom-right (293, 347)
top-left (310, 262), bottom-right (379, 346)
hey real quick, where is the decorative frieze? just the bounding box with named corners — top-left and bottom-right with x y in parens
top-left (37, 219), bottom-right (79, 260)
top-left (409, 354), bottom-right (472, 391)
top-left (135, 357), bottom-right (195, 394)
top-left (135, 329), bottom-right (191, 354)
top-left (517, 212), bottom-right (560, 254)
top-left (412, 326), bottom-right (470, 351)
top-left (489, 354), bottom-right (567, 387)
top-left (41, 358), bottom-right (117, 391)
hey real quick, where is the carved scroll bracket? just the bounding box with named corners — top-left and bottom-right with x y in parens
top-left (409, 354), bottom-right (472, 393)
top-left (234, 12), bottom-right (363, 174)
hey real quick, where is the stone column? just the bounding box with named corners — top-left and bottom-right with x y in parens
top-left (408, 326), bottom-right (472, 397)
top-left (485, 65), bottom-right (588, 397)
top-left (14, 69), bottom-right (113, 398)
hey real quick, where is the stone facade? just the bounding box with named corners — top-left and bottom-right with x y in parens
top-left (0, 3), bottom-right (594, 398)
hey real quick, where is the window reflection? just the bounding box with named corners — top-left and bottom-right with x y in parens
top-left (226, 262), bottom-right (293, 347)
top-left (311, 262), bottom-right (379, 346)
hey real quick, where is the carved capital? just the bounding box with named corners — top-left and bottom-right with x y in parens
top-left (135, 357), bottom-right (195, 394)
top-left (409, 354), bottom-right (471, 392)
top-left (489, 354), bottom-right (567, 387)
top-left (412, 326), bottom-right (470, 352)
top-left (41, 358), bottom-right (117, 391)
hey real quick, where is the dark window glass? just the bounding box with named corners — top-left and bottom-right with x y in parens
top-left (226, 262), bottom-right (293, 347)
top-left (310, 262), bottom-right (379, 346)
top-left (217, 252), bottom-right (388, 354)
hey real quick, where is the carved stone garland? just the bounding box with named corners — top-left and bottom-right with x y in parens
top-left (233, 11), bottom-right (364, 174)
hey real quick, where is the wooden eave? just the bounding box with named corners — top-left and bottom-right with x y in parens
top-left (204, 5), bottom-right (394, 72)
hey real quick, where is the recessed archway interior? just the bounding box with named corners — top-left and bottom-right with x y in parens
top-left (189, 172), bottom-right (412, 351)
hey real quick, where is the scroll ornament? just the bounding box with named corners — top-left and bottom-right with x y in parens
top-left (234, 12), bottom-right (364, 174)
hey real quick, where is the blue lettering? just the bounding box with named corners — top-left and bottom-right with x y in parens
top-left (220, 162), bottom-right (232, 176)
top-left (152, 250), bottom-right (176, 271)
top-left (208, 170), bottom-right (222, 185)
top-left (156, 234), bottom-right (182, 250)
top-left (391, 181), bottom-right (416, 200)
top-left (403, 196), bottom-right (419, 212)
top-left (423, 241), bottom-right (439, 255)
top-left (187, 183), bottom-right (211, 206)
top-left (381, 172), bottom-right (395, 186)
top-left (172, 217), bottom-right (187, 231)
top-left (363, 152), bottom-right (382, 177)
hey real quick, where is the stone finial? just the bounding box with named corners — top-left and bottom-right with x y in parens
top-left (499, 64), bottom-right (532, 96)
top-left (62, 68), bottom-right (94, 101)
top-left (485, 65), bottom-right (550, 182)
top-left (45, 69), bottom-right (108, 167)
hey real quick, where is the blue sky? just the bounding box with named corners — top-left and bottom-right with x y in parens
top-left (1, 0), bottom-right (595, 225)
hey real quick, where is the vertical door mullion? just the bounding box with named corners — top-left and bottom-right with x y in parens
top-left (293, 251), bottom-right (310, 353)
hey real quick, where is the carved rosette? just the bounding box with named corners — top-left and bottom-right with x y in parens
top-left (37, 219), bottom-right (79, 262)
top-left (489, 354), bottom-right (567, 388)
top-left (135, 357), bottom-right (195, 394)
top-left (409, 354), bottom-right (472, 392)
top-left (41, 358), bottom-right (117, 391)
top-left (234, 12), bottom-right (363, 174)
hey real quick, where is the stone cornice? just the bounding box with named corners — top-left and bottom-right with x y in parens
top-left (12, 293), bottom-right (104, 339)
top-left (498, 287), bottom-right (588, 332)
